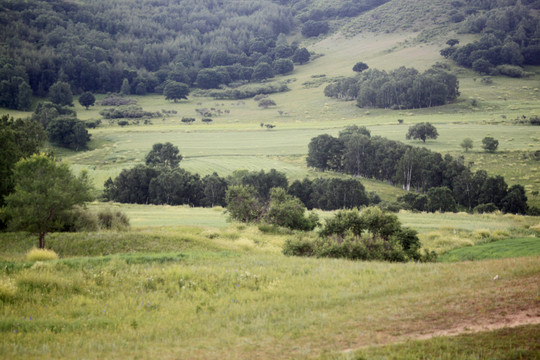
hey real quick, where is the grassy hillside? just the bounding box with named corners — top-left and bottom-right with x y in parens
top-left (1, 223), bottom-right (539, 359)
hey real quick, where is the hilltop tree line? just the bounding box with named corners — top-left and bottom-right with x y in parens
top-left (103, 142), bottom-right (378, 212)
top-left (0, 0), bottom-right (316, 110)
top-left (324, 66), bottom-right (459, 109)
top-left (440, 1), bottom-right (540, 75)
top-left (307, 126), bottom-right (529, 214)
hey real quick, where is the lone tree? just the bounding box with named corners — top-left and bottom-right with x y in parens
top-left (164, 81), bottom-right (190, 102)
top-left (145, 142), bottom-right (182, 168)
top-left (49, 81), bottom-right (73, 106)
top-left (1, 154), bottom-right (93, 249)
top-left (460, 137), bottom-right (473, 152)
top-left (78, 92), bottom-right (95, 110)
top-left (406, 122), bottom-right (439, 143)
top-left (353, 62), bottom-right (369, 73)
top-left (482, 136), bottom-right (499, 152)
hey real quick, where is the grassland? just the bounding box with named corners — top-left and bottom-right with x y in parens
top-left (1, 223), bottom-right (539, 359)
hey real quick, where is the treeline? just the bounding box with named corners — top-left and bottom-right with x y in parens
top-left (324, 66), bottom-right (459, 109)
top-left (103, 143), bottom-right (375, 211)
top-left (307, 126), bottom-right (530, 214)
top-left (0, 0), bottom-right (312, 109)
top-left (440, 2), bottom-right (540, 75)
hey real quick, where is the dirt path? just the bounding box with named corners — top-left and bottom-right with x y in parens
top-left (343, 308), bottom-right (540, 354)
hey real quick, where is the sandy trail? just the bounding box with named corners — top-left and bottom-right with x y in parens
top-left (343, 308), bottom-right (540, 353)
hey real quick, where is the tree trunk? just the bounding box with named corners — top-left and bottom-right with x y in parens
top-left (39, 233), bottom-right (45, 249)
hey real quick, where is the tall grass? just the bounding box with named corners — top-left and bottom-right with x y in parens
top-left (0, 251), bottom-right (538, 359)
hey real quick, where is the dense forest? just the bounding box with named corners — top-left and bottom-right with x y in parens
top-left (0, 0), bottom-right (393, 110)
top-left (440, 0), bottom-right (540, 75)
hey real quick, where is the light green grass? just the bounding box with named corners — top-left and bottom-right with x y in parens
top-left (438, 237), bottom-right (540, 262)
top-left (0, 246), bottom-right (538, 359)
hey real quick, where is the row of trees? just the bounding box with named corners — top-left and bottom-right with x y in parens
top-left (306, 126), bottom-right (529, 214)
top-left (103, 143), bottom-right (377, 212)
top-left (0, 0), bottom-right (314, 109)
top-left (324, 66), bottom-right (460, 109)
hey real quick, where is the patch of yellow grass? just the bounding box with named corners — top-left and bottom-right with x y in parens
top-left (26, 248), bottom-right (59, 262)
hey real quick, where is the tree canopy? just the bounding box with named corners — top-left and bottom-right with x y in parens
top-left (78, 92), bottom-right (95, 110)
top-left (163, 82), bottom-right (190, 102)
top-left (145, 142), bottom-right (182, 168)
top-left (406, 122), bottom-right (439, 143)
top-left (1, 154), bottom-right (93, 248)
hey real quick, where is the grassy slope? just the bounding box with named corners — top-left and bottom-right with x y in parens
top-left (0, 230), bottom-right (539, 359)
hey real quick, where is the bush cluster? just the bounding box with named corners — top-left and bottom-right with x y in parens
top-left (283, 207), bottom-right (436, 262)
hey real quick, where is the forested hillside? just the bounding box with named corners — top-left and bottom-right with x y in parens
top-left (0, 0), bottom-right (393, 110)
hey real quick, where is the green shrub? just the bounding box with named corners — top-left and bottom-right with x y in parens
top-left (26, 248), bottom-right (59, 262)
top-left (62, 205), bottom-right (99, 232)
top-left (282, 237), bottom-right (315, 257)
top-left (97, 208), bottom-right (130, 231)
top-left (474, 203), bottom-right (498, 214)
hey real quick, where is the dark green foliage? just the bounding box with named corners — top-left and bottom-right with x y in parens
top-left (501, 184), bottom-right (528, 214)
top-left (48, 81), bottom-right (73, 106)
top-left (225, 185), bottom-right (261, 224)
top-left (32, 102), bottom-right (77, 129)
top-left (301, 20), bottom-right (329, 37)
top-left (78, 92), bottom-right (95, 109)
top-left (201, 172), bottom-right (227, 207)
top-left (406, 122), bottom-right (439, 143)
top-left (324, 78), bottom-right (359, 101)
top-left (47, 117), bottom-right (91, 151)
top-left (325, 66), bottom-right (459, 109)
top-left (482, 136), bottom-right (499, 152)
top-left (306, 134), bottom-right (345, 171)
top-left (427, 186), bottom-right (457, 212)
top-left (252, 63), bottom-right (274, 81)
top-left (104, 165), bottom-right (159, 204)
top-left (120, 79), bottom-right (131, 95)
top-left (228, 169), bottom-right (288, 200)
top-left (0, 115), bottom-right (46, 208)
top-left (145, 142), bottom-right (182, 168)
top-left (200, 82), bottom-right (289, 100)
top-left (163, 81), bottom-right (189, 102)
top-left (446, 4), bottom-right (540, 74)
top-left (292, 48), bottom-right (310, 64)
top-left (273, 59), bottom-right (294, 75)
top-left (398, 193), bottom-right (428, 212)
top-left (99, 106), bottom-right (160, 119)
top-left (264, 188), bottom-right (318, 231)
top-left (1, 154), bottom-right (93, 248)
top-left (0, 0), bottom-right (297, 96)
top-left (473, 203), bottom-right (498, 214)
top-left (306, 129), bottom-right (523, 214)
top-left (352, 61), bottom-right (369, 72)
top-left (148, 168), bottom-right (202, 206)
top-left (282, 236), bottom-right (315, 257)
top-left (284, 207), bottom-right (428, 262)
top-left (310, 178), bottom-right (369, 210)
